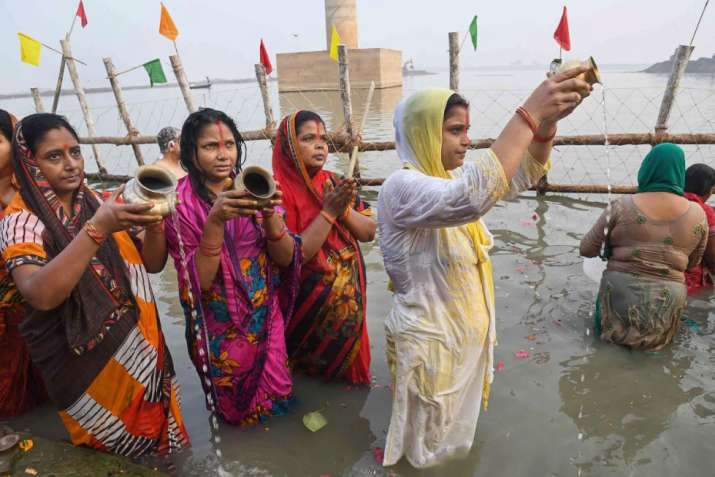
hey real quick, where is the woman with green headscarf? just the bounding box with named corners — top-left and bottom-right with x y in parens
top-left (378, 67), bottom-right (592, 468)
top-left (581, 143), bottom-right (707, 350)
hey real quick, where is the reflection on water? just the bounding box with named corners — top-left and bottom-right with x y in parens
top-left (559, 346), bottom-right (697, 472)
top-left (278, 86), bottom-right (402, 139)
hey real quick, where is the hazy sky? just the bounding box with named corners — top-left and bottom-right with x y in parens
top-left (1, 0), bottom-right (713, 94)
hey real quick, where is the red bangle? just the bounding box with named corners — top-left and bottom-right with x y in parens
top-left (320, 210), bottom-right (336, 225)
top-left (199, 241), bottom-right (222, 257)
top-left (515, 106), bottom-right (539, 135)
top-left (266, 226), bottom-right (287, 242)
top-left (533, 127), bottom-right (557, 143)
top-left (85, 220), bottom-right (106, 245)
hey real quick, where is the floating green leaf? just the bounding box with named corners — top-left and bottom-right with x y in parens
top-left (302, 410), bottom-right (328, 432)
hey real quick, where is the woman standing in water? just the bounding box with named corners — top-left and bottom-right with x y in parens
top-left (0, 109), bottom-right (46, 417)
top-left (582, 143), bottom-right (707, 349)
top-left (378, 67), bottom-right (591, 468)
top-left (0, 113), bottom-right (189, 457)
top-left (683, 163), bottom-right (715, 293)
top-left (273, 111), bottom-right (375, 385)
top-left (165, 108), bottom-right (301, 425)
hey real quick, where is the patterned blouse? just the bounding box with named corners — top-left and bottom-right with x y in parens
top-left (580, 195), bottom-right (707, 283)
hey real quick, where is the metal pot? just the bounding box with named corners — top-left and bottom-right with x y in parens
top-left (122, 165), bottom-right (178, 217)
top-left (236, 165), bottom-right (276, 204)
top-left (550, 56), bottom-right (602, 86)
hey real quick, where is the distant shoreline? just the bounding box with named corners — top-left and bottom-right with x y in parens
top-left (0, 77), bottom-right (276, 101)
top-left (643, 54), bottom-right (715, 74)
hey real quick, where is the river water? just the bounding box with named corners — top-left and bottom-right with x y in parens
top-left (4, 65), bottom-right (715, 476)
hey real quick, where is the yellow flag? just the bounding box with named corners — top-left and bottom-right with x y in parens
top-left (17, 33), bottom-right (41, 66)
top-left (159, 3), bottom-right (179, 41)
top-left (329, 25), bottom-right (341, 62)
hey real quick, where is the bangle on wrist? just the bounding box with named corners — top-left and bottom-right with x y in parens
top-left (199, 240), bottom-right (222, 257)
top-left (85, 220), bottom-right (106, 245)
top-left (320, 210), bottom-right (336, 225)
top-left (266, 226), bottom-right (287, 242)
top-left (533, 126), bottom-right (557, 143)
top-left (515, 106), bottom-right (539, 135)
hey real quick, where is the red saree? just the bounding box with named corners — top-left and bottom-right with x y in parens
top-left (685, 192), bottom-right (715, 293)
top-left (272, 112), bottom-right (371, 384)
top-left (0, 207), bottom-right (47, 417)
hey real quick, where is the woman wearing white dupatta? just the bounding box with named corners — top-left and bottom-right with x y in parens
top-left (378, 68), bottom-right (591, 468)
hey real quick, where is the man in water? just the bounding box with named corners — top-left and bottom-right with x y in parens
top-left (154, 126), bottom-right (186, 179)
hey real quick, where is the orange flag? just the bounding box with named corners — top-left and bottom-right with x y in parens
top-left (159, 3), bottom-right (178, 41)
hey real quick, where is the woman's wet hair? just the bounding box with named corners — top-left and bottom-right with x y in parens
top-left (179, 107), bottom-right (246, 204)
top-left (685, 163), bottom-right (715, 197)
top-left (282, 110), bottom-right (326, 157)
top-left (444, 93), bottom-right (470, 120)
top-left (15, 113), bottom-right (79, 155)
top-left (0, 109), bottom-right (15, 142)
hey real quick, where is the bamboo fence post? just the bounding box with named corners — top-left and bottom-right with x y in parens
top-left (449, 32), bottom-right (460, 91)
top-left (338, 45), bottom-right (355, 140)
top-left (30, 88), bottom-right (45, 112)
top-left (51, 57), bottom-right (67, 113)
top-left (655, 45), bottom-right (694, 134)
top-left (347, 80), bottom-right (375, 179)
top-left (103, 57), bottom-right (145, 166)
top-left (170, 54), bottom-right (197, 113)
top-left (254, 64), bottom-right (275, 131)
top-left (60, 38), bottom-right (107, 174)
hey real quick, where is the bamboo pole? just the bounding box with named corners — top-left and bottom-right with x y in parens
top-left (103, 57), bottom-right (145, 166)
top-left (51, 57), bottom-right (66, 113)
top-left (449, 32), bottom-right (460, 91)
top-left (170, 54), bottom-right (197, 113)
top-left (357, 177), bottom-right (639, 194)
top-left (347, 80), bottom-right (375, 179)
top-left (60, 39), bottom-right (107, 175)
top-left (254, 64), bottom-right (275, 130)
top-left (337, 45), bottom-right (355, 140)
top-left (655, 45), bottom-right (694, 134)
top-left (76, 131), bottom-right (715, 150)
top-left (30, 88), bottom-right (45, 112)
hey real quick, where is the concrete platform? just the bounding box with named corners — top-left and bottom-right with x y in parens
top-left (276, 48), bottom-right (402, 92)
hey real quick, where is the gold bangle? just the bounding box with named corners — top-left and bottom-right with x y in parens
top-left (85, 220), bottom-right (106, 245)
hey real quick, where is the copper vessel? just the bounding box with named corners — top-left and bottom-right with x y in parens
top-left (550, 56), bottom-right (601, 85)
top-left (122, 165), bottom-right (178, 217)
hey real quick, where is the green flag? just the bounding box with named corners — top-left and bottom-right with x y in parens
top-left (469, 15), bottom-right (478, 51)
top-left (143, 59), bottom-right (167, 87)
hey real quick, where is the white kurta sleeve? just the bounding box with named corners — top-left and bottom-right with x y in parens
top-left (386, 149), bottom-right (511, 229)
top-left (504, 149), bottom-right (552, 199)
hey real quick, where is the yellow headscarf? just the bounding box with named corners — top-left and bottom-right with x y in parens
top-left (394, 88), bottom-right (497, 408)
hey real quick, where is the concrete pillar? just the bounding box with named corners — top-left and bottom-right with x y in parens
top-left (325, 0), bottom-right (358, 50)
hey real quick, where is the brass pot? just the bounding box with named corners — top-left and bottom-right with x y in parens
top-left (236, 165), bottom-right (276, 204)
top-left (122, 165), bottom-right (178, 217)
top-left (550, 56), bottom-right (601, 85)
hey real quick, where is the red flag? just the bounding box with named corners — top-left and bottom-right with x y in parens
top-left (553, 6), bottom-right (571, 51)
top-left (76, 0), bottom-right (88, 28)
top-left (259, 39), bottom-right (273, 75)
